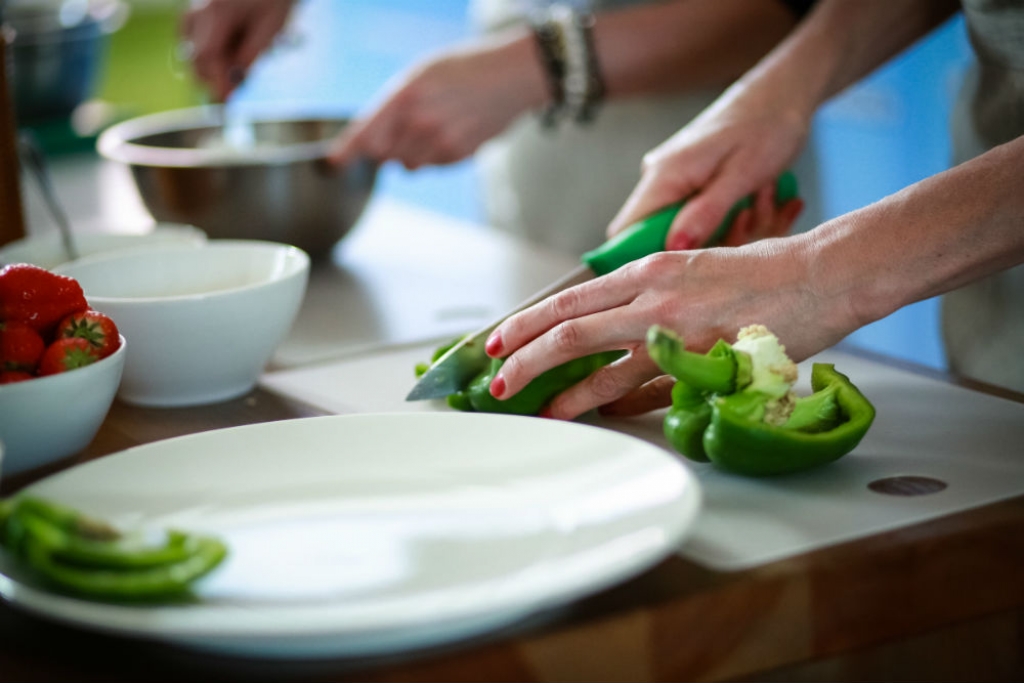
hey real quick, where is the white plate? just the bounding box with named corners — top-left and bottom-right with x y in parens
top-left (0, 413), bottom-right (700, 659)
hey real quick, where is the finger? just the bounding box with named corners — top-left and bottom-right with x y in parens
top-left (232, 12), bottom-right (288, 73)
top-left (776, 197), bottom-right (805, 235)
top-left (598, 374), bottom-right (675, 417)
top-left (328, 110), bottom-right (396, 166)
top-left (721, 207), bottom-right (753, 248)
top-left (179, 9), bottom-right (197, 39)
top-left (664, 162), bottom-right (761, 251)
top-left (488, 268), bottom-right (642, 361)
top-left (605, 160), bottom-right (703, 239)
top-left (751, 182), bottom-right (776, 235)
top-left (190, 18), bottom-right (235, 99)
top-left (389, 119), bottom-right (446, 170)
top-left (544, 353), bottom-right (663, 421)
top-left (493, 301), bottom-right (652, 403)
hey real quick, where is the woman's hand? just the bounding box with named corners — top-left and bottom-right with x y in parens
top-left (329, 30), bottom-right (547, 170)
top-left (607, 82), bottom-right (812, 251)
top-left (484, 235), bottom-right (854, 420)
top-left (181, 0), bottom-right (296, 101)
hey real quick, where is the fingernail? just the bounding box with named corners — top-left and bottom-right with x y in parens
top-left (485, 331), bottom-right (503, 357)
top-left (667, 231), bottom-right (699, 251)
top-left (538, 406), bottom-right (554, 419)
top-left (490, 373), bottom-right (506, 398)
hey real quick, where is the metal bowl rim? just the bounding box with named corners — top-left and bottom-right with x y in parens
top-left (96, 105), bottom-right (354, 168)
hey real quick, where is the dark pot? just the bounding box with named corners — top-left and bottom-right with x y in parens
top-left (4, 0), bottom-right (127, 122)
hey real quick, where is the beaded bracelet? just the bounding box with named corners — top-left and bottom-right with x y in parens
top-left (549, 4), bottom-right (605, 125)
top-left (529, 12), bottom-right (567, 128)
top-left (576, 9), bottom-right (606, 122)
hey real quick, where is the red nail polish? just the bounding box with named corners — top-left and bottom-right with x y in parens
top-left (490, 374), bottom-right (506, 398)
top-left (538, 406), bottom-right (554, 419)
top-left (485, 331), bottom-right (503, 357)
top-left (667, 232), bottom-right (698, 251)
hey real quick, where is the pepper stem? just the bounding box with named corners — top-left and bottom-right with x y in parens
top-left (646, 325), bottom-right (737, 394)
top-left (782, 383), bottom-right (840, 433)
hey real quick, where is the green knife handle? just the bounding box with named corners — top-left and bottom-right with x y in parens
top-left (581, 170), bottom-right (799, 277)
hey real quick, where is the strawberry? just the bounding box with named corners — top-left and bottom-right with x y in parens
top-left (0, 321), bottom-right (46, 372)
top-left (38, 337), bottom-right (100, 376)
top-left (0, 263), bottom-right (88, 333)
top-left (56, 309), bottom-right (121, 359)
top-left (0, 370), bottom-right (34, 384)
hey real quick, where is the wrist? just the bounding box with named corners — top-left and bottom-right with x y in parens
top-left (494, 28), bottom-right (552, 115)
top-left (790, 223), bottom-right (877, 345)
top-left (800, 208), bottom-right (909, 340)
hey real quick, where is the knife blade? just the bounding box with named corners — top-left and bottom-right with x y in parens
top-left (406, 171), bottom-right (799, 401)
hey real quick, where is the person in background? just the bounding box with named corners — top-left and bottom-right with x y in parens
top-left (181, 0), bottom-right (817, 255)
top-left (482, 0), bottom-right (1024, 420)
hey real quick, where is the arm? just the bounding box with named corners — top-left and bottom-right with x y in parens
top-left (578, 0), bottom-right (800, 98)
top-left (606, 0), bottom-right (960, 248)
top-left (329, 0), bottom-right (804, 169)
top-left (486, 136), bottom-right (1024, 420)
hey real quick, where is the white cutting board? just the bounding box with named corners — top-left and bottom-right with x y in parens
top-left (259, 344), bottom-right (1024, 570)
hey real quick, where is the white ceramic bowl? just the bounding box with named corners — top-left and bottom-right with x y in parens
top-left (0, 338), bottom-right (126, 477)
top-left (0, 224), bottom-right (207, 270)
top-left (55, 240), bottom-right (309, 407)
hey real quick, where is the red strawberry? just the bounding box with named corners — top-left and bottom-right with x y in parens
top-left (56, 309), bottom-right (121, 359)
top-left (0, 370), bottom-right (34, 384)
top-left (0, 263), bottom-right (88, 333)
top-left (0, 321), bottom-right (46, 372)
top-left (38, 337), bottom-right (100, 376)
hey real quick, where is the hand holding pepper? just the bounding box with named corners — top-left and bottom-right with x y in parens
top-left (417, 336), bottom-right (623, 417)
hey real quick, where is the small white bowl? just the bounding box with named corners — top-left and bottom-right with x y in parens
top-left (0, 338), bottom-right (126, 477)
top-left (55, 240), bottom-right (309, 407)
top-left (0, 224), bottom-right (207, 270)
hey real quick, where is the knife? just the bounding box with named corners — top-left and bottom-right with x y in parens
top-left (406, 171), bottom-right (799, 401)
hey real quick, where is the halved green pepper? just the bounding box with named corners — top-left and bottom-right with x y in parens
top-left (647, 325), bottom-right (875, 476)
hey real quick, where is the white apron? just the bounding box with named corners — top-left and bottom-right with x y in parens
top-left (943, 0), bottom-right (1024, 391)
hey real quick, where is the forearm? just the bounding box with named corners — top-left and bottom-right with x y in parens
top-left (708, 0), bottom-right (958, 130)
top-left (803, 136), bottom-right (1024, 334)
top-left (591, 0), bottom-right (799, 97)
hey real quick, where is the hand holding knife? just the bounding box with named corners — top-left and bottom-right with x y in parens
top-left (407, 171), bottom-right (799, 401)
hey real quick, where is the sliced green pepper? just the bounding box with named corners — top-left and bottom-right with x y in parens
top-left (0, 496), bottom-right (227, 601)
top-left (647, 325), bottom-right (875, 476)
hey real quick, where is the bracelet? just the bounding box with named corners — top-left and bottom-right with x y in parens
top-left (549, 4), bottom-right (605, 125)
top-left (529, 13), bottom-right (567, 128)
top-left (577, 9), bottom-right (606, 123)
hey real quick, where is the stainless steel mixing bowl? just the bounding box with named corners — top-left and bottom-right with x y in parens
top-left (97, 106), bottom-right (377, 256)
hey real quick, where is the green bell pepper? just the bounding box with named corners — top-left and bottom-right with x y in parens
top-left (418, 338), bottom-right (623, 416)
top-left (647, 325), bottom-right (875, 476)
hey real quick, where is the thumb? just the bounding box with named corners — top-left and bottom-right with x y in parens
top-left (606, 171), bottom-right (701, 240)
top-left (328, 119), bottom-right (368, 167)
